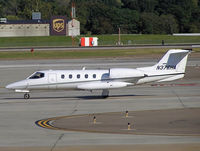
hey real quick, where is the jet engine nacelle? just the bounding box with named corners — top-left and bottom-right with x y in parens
top-left (77, 81), bottom-right (131, 90)
top-left (109, 68), bottom-right (144, 79)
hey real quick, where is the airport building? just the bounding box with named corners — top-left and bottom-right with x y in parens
top-left (0, 20), bottom-right (49, 37)
top-left (0, 17), bottom-right (80, 37)
top-left (67, 19), bottom-right (80, 37)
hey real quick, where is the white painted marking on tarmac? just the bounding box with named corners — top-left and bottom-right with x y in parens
top-left (192, 45), bottom-right (200, 48)
top-left (121, 116), bottom-right (134, 118)
top-left (122, 129), bottom-right (136, 131)
top-left (89, 122), bottom-right (102, 125)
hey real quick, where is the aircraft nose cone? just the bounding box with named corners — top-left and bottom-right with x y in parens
top-left (6, 83), bottom-right (17, 89)
top-left (6, 80), bottom-right (27, 89)
top-left (6, 84), bottom-right (12, 89)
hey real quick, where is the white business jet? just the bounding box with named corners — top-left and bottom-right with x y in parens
top-left (6, 49), bottom-right (191, 99)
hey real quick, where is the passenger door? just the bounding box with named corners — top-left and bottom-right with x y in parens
top-left (48, 73), bottom-right (57, 89)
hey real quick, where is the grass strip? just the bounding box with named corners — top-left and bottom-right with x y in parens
top-left (0, 35), bottom-right (199, 47)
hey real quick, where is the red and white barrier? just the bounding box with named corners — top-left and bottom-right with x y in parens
top-left (80, 37), bottom-right (98, 47)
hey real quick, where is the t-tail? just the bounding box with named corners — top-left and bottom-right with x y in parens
top-left (137, 49), bottom-right (191, 83)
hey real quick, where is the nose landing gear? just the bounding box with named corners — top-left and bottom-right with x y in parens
top-left (24, 93), bottom-right (30, 99)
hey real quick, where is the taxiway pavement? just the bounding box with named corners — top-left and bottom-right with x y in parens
top-left (0, 57), bottom-right (200, 150)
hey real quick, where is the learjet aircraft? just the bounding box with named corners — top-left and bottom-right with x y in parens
top-left (6, 49), bottom-right (191, 99)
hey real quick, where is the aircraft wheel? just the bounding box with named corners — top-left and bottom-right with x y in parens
top-left (24, 93), bottom-right (30, 99)
top-left (102, 95), bottom-right (109, 98)
top-left (102, 89), bottom-right (109, 98)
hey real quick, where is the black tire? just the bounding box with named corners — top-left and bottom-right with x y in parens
top-left (102, 89), bottom-right (109, 98)
top-left (102, 95), bottom-right (108, 98)
top-left (24, 93), bottom-right (30, 99)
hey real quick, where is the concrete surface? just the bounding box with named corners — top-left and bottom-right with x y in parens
top-left (0, 57), bottom-right (200, 150)
top-left (47, 108), bottom-right (200, 136)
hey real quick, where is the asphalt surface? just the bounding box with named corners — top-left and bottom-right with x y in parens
top-left (0, 57), bottom-right (200, 150)
top-left (42, 108), bottom-right (200, 136)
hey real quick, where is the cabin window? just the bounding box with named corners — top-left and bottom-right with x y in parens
top-left (85, 74), bottom-right (88, 79)
top-left (77, 74), bottom-right (80, 79)
top-left (29, 72), bottom-right (45, 79)
top-left (69, 74), bottom-right (72, 79)
top-left (61, 74), bottom-right (65, 79)
top-left (93, 74), bottom-right (96, 78)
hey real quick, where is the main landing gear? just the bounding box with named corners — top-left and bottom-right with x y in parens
top-left (24, 93), bottom-right (30, 99)
top-left (102, 89), bottom-right (109, 98)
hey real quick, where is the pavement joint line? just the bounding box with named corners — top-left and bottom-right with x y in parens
top-left (171, 89), bottom-right (186, 108)
top-left (50, 133), bottom-right (64, 151)
top-left (70, 100), bottom-right (79, 115)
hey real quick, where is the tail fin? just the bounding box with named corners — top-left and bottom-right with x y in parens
top-left (138, 49), bottom-right (191, 73)
top-left (154, 49), bottom-right (191, 73)
top-left (137, 49), bottom-right (191, 83)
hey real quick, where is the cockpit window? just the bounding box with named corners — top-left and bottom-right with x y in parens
top-left (29, 72), bottom-right (45, 79)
